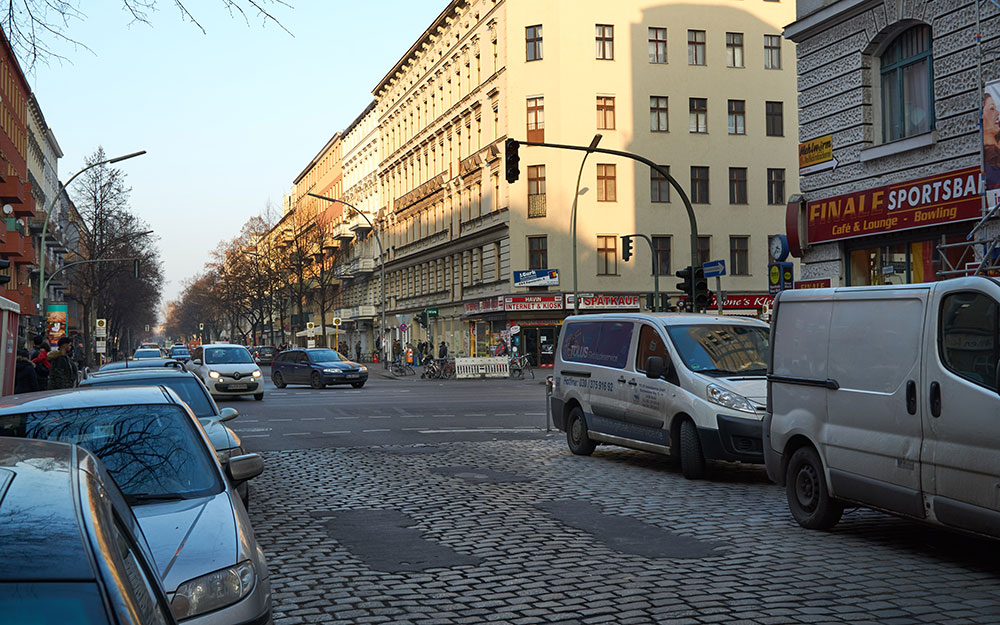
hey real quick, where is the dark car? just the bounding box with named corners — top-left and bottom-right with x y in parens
top-left (98, 358), bottom-right (184, 372)
top-left (0, 437), bottom-right (177, 624)
top-left (253, 346), bottom-right (278, 366)
top-left (271, 348), bottom-right (369, 389)
top-left (168, 345), bottom-right (191, 361)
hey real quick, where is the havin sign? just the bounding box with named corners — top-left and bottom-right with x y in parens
top-left (564, 293), bottom-right (641, 310)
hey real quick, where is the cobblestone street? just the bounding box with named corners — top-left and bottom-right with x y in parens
top-left (249, 436), bottom-right (1000, 625)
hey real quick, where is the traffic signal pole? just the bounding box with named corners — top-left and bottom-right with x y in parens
top-left (621, 234), bottom-right (660, 311)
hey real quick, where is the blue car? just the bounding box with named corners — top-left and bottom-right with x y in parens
top-left (270, 348), bottom-right (368, 389)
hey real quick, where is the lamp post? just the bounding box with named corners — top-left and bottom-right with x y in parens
top-left (571, 134), bottom-right (602, 315)
top-left (38, 150), bottom-right (146, 323)
top-left (307, 193), bottom-right (386, 362)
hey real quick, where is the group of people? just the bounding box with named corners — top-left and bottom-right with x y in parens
top-left (14, 335), bottom-right (80, 394)
top-left (389, 339), bottom-right (449, 365)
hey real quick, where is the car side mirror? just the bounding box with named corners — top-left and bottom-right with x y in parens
top-left (645, 356), bottom-right (666, 379)
top-left (219, 407), bottom-right (238, 422)
top-left (192, 359), bottom-right (202, 366)
top-left (226, 453), bottom-right (264, 482)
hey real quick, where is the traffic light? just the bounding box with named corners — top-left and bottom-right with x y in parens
top-left (675, 265), bottom-right (693, 296)
top-left (645, 293), bottom-right (669, 311)
top-left (693, 266), bottom-right (710, 311)
top-left (417, 310), bottom-right (429, 328)
top-left (0, 259), bottom-right (9, 285)
top-left (505, 138), bottom-right (521, 183)
top-left (621, 235), bottom-right (633, 262)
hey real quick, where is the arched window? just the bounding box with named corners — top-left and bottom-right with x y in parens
top-left (881, 24), bottom-right (934, 142)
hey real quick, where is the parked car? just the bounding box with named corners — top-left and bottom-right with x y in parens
top-left (169, 344), bottom-right (191, 361)
top-left (765, 277), bottom-right (1000, 539)
top-left (186, 344), bottom-right (264, 401)
top-left (253, 346), bottom-right (278, 366)
top-left (0, 386), bottom-right (273, 624)
top-left (99, 358), bottom-right (184, 372)
top-left (79, 367), bottom-right (251, 506)
top-left (271, 348), bottom-right (368, 389)
top-left (550, 313), bottom-right (770, 479)
top-left (133, 348), bottom-right (163, 360)
top-left (0, 437), bottom-right (177, 624)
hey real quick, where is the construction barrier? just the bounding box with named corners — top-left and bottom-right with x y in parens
top-left (455, 356), bottom-right (509, 379)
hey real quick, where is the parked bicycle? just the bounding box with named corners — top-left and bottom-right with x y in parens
top-left (389, 361), bottom-right (416, 377)
top-left (421, 358), bottom-right (456, 379)
top-left (509, 353), bottom-right (534, 379)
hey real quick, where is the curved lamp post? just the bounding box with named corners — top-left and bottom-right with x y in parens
top-left (571, 134), bottom-right (603, 315)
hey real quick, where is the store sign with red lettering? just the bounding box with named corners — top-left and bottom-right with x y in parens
top-left (465, 296), bottom-right (504, 314)
top-left (564, 293), bottom-right (640, 310)
top-left (795, 278), bottom-right (832, 289)
top-left (504, 295), bottom-right (563, 311)
top-left (807, 167), bottom-right (981, 244)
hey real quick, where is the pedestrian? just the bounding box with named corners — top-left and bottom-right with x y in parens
top-left (47, 337), bottom-right (78, 390)
top-left (355, 340), bottom-right (362, 363)
top-left (438, 341), bottom-right (448, 359)
top-left (29, 335), bottom-right (43, 360)
top-left (32, 341), bottom-right (51, 388)
top-left (392, 339), bottom-right (402, 364)
top-left (14, 348), bottom-right (39, 394)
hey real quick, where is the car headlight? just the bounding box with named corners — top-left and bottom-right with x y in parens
top-left (323, 368), bottom-right (340, 374)
top-left (252, 370), bottom-right (262, 378)
top-left (706, 383), bottom-right (756, 413)
top-left (170, 560), bottom-right (255, 620)
top-left (208, 370), bottom-right (221, 379)
top-left (359, 366), bottom-right (368, 373)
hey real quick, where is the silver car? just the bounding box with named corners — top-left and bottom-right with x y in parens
top-left (0, 386), bottom-right (272, 625)
top-left (186, 344), bottom-right (264, 401)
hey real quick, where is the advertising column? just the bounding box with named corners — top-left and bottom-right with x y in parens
top-left (46, 303), bottom-right (68, 344)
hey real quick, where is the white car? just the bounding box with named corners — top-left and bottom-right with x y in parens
top-left (186, 343), bottom-right (264, 401)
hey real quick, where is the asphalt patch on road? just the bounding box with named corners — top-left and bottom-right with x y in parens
top-left (316, 509), bottom-right (482, 572)
top-left (430, 465), bottom-right (534, 483)
top-left (536, 500), bottom-right (724, 559)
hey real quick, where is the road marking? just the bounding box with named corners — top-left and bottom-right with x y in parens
top-left (334, 416), bottom-right (359, 420)
top-left (495, 413), bottom-right (516, 416)
top-left (401, 427), bottom-right (425, 431)
top-left (467, 413), bottom-right (486, 417)
top-left (302, 417), bottom-right (325, 421)
top-left (241, 434), bottom-right (271, 438)
top-left (294, 392), bottom-right (310, 395)
top-left (370, 416), bottom-right (390, 419)
top-left (240, 419), bottom-right (260, 423)
top-left (362, 428), bottom-right (390, 433)
top-left (322, 430), bottom-right (351, 434)
top-left (283, 432), bottom-right (310, 436)
top-left (433, 414), bottom-right (455, 417)
top-left (272, 418), bottom-right (291, 422)
top-left (418, 428), bottom-right (539, 434)
top-left (400, 415), bottom-right (420, 418)
top-left (524, 412), bottom-right (545, 416)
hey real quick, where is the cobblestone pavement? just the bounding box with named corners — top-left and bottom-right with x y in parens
top-left (249, 436), bottom-right (1000, 625)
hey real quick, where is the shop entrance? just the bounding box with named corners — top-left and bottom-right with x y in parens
top-left (518, 326), bottom-right (557, 367)
top-left (847, 233), bottom-right (969, 286)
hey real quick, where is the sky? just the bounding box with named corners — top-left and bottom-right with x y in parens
top-left (27, 0), bottom-right (446, 306)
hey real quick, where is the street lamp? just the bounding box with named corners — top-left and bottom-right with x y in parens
top-left (38, 150), bottom-right (146, 322)
top-left (571, 134), bottom-right (602, 315)
top-left (307, 193), bottom-right (386, 361)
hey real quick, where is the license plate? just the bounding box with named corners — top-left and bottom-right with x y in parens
top-left (346, 374), bottom-right (359, 379)
top-left (228, 383), bottom-right (248, 390)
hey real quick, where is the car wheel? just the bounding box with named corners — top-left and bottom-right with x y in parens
top-left (566, 406), bottom-right (596, 456)
top-left (351, 381), bottom-right (366, 388)
top-left (679, 419), bottom-right (707, 480)
top-left (311, 372), bottom-right (325, 389)
top-left (253, 393), bottom-right (264, 401)
top-left (786, 446), bottom-right (844, 530)
top-left (271, 371), bottom-right (286, 388)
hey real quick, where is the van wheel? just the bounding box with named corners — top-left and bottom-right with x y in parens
top-left (786, 446), bottom-right (843, 530)
top-left (679, 419), bottom-right (707, 480)
top-left (566, 407), bottom-right (596, 456)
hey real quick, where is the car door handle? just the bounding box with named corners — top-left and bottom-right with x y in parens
top-left (905, 380), bottom-right (917, 415)
top-left (627, 379), bottom-right (638, 386)
top-left (929, 381), bottom-right (941, 418)
top-left (617, 376), bottom-right (627, 384)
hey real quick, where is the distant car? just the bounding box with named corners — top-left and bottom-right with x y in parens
top-left (0, 386), bottom-right (273, 625)
top-left (168, 344), bottom-right (191, 360)
top-left (99, 358), bottom-right (184, 372)
top-left (271, 347), bottom-right (368, 389)
top-left (0, 437), bottom-right (177, 625)
top-left (133, 348), bottom-right (162, 360)
top-left (186, 344), bottom-right (264, 401)
top-left (253, 345), bottom-right (278, 366)
top-left (79, 367), bottom-right (251, 506)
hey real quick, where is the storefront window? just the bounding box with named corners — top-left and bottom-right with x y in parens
top-left (847, 235), bottom-right (967, 285)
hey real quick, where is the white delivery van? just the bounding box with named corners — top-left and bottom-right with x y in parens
top-left (550, 313), bottom-right (770, 479)
top-left (765, 276), bottom-right (1000, 539)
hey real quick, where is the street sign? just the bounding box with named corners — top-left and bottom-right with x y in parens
top-left (144, 324), bottom-right (150, 332)
top-left (95, 318), bottom-right (107, 338)
top-left (425, 308), bottom-right (439, 317)
top-left (306, 321), bottom-right (316, 337)
top-left (307, 338), bottom-right (316, 348)
top-left (399, 323), bottom-right (408, 332)
top-left (768, 262), bottom-right (795, 295)
top-left (332, 317), bottom-right (342, 327)
top-left (96, 340), bottom-right (106, 354)
top-left (509, 325), bottom-right (521, 335)
top-left (702, 259), bottom-right (726, 278)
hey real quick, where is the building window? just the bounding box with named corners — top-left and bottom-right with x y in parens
top-left (691, 166), bottom-right (709, 204)
top-left (728, 99), bottom-right (745, 135)
top-left (650, 96), bottom-right (668, 132)
top-left (526, 25), bottom-right (543, 61)
top-left (730, 236), bottom-right (749, 275)
top-left (597, 235), bottom-right (617, 275)
top-left (729, 167), bottom-right (747, 204)
top-left (597, 96), bottom-right (616, 130)
top-left (596, 24), bottom-right (614, 60)
top-left (698, 236), bottom-right (711, 266)
top-left (649, 27), bottom-right (667, 63)
top-left (766, 101), bottom-right (784, 136)
top-left (597, 164), bottom-right (616, 202)
top-left (881, 24), bottom-right (934, 142)
top-left (767, 168), bottom-right (786, 205)
top-left (651, 166), bottom-right (670, 203)
top-left (528, 236), bottom-right (547, 270)
top-left (527, 165), bottom-right (546, 217)
top-left (653, 236), bottom-right (671, 275)
top-left (688, 30), bottom-right (706, 65)
top-left (689, 98), bottom-right (707, 133)
top-left (726, 32), bottom-right (744, 67)
top-left (526, 97), bottom-right (544, 142)
top-left (765, 34), bottom-right (782, 69)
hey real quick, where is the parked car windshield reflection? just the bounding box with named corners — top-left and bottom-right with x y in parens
top-left (133, 349), bottom-right (161, 360)
top-left (0, 405), bottom-right (223, 502)
top-left (308, 349), bottom-right (344, 363)
top-left (665, 325), bottom-right (769, 376)
top-left (86, 378), bottom-right (215, 418)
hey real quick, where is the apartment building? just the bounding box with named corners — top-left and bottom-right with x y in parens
top-left (368, 0), bottom-right (797, 364)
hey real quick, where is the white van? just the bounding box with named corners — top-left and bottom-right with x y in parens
top-left (550, 313), bottom-right (770, 479)
top-left (765, 277), bottom-right (1000, 539)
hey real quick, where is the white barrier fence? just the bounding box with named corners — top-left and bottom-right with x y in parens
top-left (454, 356), bottom-right (509, 379)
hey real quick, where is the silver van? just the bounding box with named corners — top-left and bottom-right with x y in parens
top-left (550, 313), bottom-right (770, 478)
top-left (765, 277), bottom-right (1000, 538)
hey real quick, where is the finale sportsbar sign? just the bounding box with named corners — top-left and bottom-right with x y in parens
top-left (807, 167), bottom-right (981, 244)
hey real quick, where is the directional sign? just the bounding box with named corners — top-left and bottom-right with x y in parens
top-left (307, 338), bottom-right (316, 348)
top-left (399, 323), bottom-right (408, 332)
top-left (95, 318), bottom-right (107, 338)
top-left (702, 259), bottom-right (726, 278)
top-left (96, 340), bottom-right (107, 354)
top-left (425, 308), bottom-right (439, 317)
top-left (332, 317), bottom-right (342, 327)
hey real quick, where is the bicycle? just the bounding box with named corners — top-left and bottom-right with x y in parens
top-left (421, 358), bottom-right (456, 379)
top-left (509, 353), bottom-right (534, 379)
top-left (389, 361), bottom-right (415, 377)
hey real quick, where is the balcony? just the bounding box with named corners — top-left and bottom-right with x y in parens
top-left (0, 230), bottom-right (28, 259)
top-left (348, 213), bottom-right (373, 235)
top-left (0, 179), bottom-right (35, 218)
top-left (333, 222), bottom-right (354, 242)
top-left (349, 305), bottom-right (377, 319)
top-left (334, 263), bottom-right (357, 280)
top-left (357, 258), bottom-right (376, 273)
top-left (3, 288), bottom-right (35, 316)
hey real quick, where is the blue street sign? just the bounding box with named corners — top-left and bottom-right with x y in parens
top-left (703, 259), bottom-right (726, 278)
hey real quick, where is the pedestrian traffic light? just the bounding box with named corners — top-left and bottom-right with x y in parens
top-left (621, 235), bottom-right (633, 262)
top-left (693, 266), bottom-right (710, 311)
top-left (645, 293), bottom-right (669, 311)
top-left (0, 259), bottom-right (9, 285)
top-left (505, 138), bottom-right (520, 184)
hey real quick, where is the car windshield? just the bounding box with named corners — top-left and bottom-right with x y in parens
top-left (133, 349), bottom-right (160, 359)
top-left (309, 349), bottom-right (343, 363)
top-left (170, 347), bottom-right (190, 356)
top-left (204, 347), bottom-right (254, 365)
top-left (85, 378), bottom-right (215, 418)
top-left (0, 405), bottom-right (223, 502)
top-left (665, 324), bottom-right (770, 376)
top-left (260, 347), bottom-right (276, 355)
top-left (0, 582), bottom-right (110, 625)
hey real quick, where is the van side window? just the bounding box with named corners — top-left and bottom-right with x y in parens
top-left (635, 324), bottom-right (679, 385)
top-left (560, 321), bottom-right (634, 369)
top-left (940, 292), bottom-right (1000, 391)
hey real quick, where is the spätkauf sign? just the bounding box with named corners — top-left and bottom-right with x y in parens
top-left (564, 294), bottom-right (640, 310)
top-left (807, 167), bottom-right (981, 244)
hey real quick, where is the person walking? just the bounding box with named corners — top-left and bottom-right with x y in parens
top-left (32, 341), bottom-right (51, 388)
top-left (355, 340), bottom-right (362, 363)
top-left (438, 341), bottom-right (448, 359)
top-left (14, 348), bottom-right (40, 394)
top-left (47, 337), bottom-right (78, 390)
